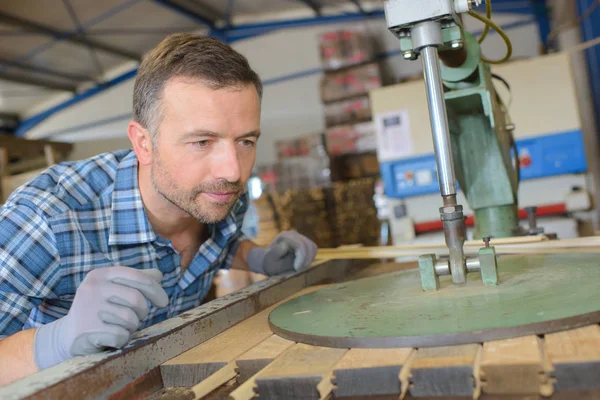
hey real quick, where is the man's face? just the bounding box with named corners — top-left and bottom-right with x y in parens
top-left (150, 78), bottom-right (260, 223)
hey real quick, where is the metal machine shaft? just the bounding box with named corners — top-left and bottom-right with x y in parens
top-left (421, 45), bottom-right (456, 199)
top-left (412, 21), bottom-right (467, 284)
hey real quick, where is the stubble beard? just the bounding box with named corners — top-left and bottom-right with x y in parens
top-left (150, 150), bottom-right (243, 224)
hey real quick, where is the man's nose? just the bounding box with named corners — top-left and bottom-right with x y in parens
top-left (213, 142), bottom-right (241, 183)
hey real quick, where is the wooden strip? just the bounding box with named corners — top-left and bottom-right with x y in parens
top-left (399, 349), bottom-right (417, 400)
top-left (254, 343), bottom-right (347, 399)
top-left (480, 336), bottom-right (553, 396)
top-left (1, 259), bottom-right (367, 400)
top-left (187, 361), bottom-right (237, 399)
top-left (314, 236), bottom-right (600, 260)
top-left (545, 325), bottom-right (600, 391)
top-left (229, 377), bottom-right (258, 400)
top-left (408, 344), bottom-right (480, 397)
top-left (161, 285), bottom-right (327, 387)
top-left (330, 348), bottom-right (412, 398)
top-left (235, 335), bottom-right (295, 383)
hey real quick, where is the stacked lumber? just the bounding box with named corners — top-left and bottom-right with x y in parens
top-left (151, 291), bottom-right (600, 400)
top-left (270, 188), bottom-right (336, 248)
top-left (330, 177), bottom-right (380, 246)
top-left (251, 195), bottom-right (280, 247)
top-left (148, 241), bottom-right (600, 400)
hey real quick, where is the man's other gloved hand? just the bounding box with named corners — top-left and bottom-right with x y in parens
top-left (247, 231), bottom-right (318, 276)
top-left (34, 267), bottom-right (169, 370)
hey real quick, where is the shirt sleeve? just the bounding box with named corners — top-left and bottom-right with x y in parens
top-left (222, 192), bottom-right (250, 270)
top-left (0, 204), bottom-right (61, 339)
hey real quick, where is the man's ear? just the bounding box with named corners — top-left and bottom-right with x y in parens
top-left (128, 121), bottom-right (153, 166)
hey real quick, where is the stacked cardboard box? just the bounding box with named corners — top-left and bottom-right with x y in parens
top-left (319, 29), bottom-right (375, 70)
top-left (269, 188), bottom-right (336, 248)
top-left (256, 178), bottom-right (380, 249)
top-left (330, 177), bottom-right (381, 246)
top-left (318, 27), bottom-right (381, 179)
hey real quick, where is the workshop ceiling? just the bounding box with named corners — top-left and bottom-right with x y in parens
top-left (0, 0), bottom-right (382, 124)
top-left (0, 0), bottom-right (535, 135)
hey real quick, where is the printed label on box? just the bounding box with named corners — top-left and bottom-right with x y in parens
top-left (375, 109), bottom-right (414, 160)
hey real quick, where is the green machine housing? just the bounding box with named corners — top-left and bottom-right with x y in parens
top-left (440, 32), bottom-right (520, 239)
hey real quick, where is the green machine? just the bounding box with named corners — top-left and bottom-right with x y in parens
top-left (442, 32), bottom-right (520, 241)
top-left (384, 0), bottom-right (520, 289)
top-left (268, 0), bottom-right (600, 348)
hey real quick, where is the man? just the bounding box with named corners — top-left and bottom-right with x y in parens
top-left (0, 34), bottom-right (317, 385)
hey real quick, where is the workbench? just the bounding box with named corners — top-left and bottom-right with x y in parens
top-left (1, 256), bottom-right (599, 400)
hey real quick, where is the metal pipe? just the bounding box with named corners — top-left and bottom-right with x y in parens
top-left (435, 257), bottom-right (480, 276)
top-left (420, 45), bottom-right (457, 197)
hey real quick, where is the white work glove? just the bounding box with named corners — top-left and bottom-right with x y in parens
top-left (34, 267), bottom-right (169, 370)
top-left (247, 231), bottom-right (318, 276)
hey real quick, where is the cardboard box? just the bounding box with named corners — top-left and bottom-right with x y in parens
top-left (324, 96), bottom-right (372, 127)
top-left (326, 122), bottom-right (376, 156)
top-left (321, 63), bottom-right (382, 103)
top-left (319, 28), bottom-right (374, 71)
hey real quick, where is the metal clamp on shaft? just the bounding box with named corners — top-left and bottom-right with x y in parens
top-left (418, 237), bottom-right (499, 291)
top-left (440, 204), bottom-right (466, 284)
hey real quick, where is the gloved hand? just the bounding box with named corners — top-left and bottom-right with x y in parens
top-left (34, 267), bottom-right (169, 370)
top-left (247, 231), bottom-right (318, 276)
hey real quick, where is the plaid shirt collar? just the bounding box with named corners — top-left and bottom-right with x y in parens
top-left (108, 150), bottom-right (240, 247)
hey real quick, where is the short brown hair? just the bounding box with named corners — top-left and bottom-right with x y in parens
top-left (133, 33), bottom-right (262, 136)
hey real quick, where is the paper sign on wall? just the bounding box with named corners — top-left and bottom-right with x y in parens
top-left (375, 109), bottom-right (414, 161)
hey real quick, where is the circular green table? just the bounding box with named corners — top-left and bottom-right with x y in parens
top-left (269, 254), bottom-right (600, 348)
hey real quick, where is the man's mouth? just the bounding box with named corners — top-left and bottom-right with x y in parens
top-left (203, 192), bottom-right (237, 202)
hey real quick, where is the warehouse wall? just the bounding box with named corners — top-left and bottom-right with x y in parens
top-left (25, 13), bottom-right (540, 167)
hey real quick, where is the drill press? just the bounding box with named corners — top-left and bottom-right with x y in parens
top-left (385, 0), bottom-right (519, 287)
top-left (268, 0), bottom-right (600, 348)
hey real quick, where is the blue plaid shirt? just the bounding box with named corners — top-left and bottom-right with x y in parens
top-left (0, 149), bottom-right (248, 339)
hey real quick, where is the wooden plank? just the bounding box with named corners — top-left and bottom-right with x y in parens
top-left (189, 361), bottom-right (237, 399)
top-left (229, 378), bottom-right (257, 400)
top-left (480, 336), bottom-right (553, 396)
top-left (331, 348), bottom-right (412, 397)
top-left (161, 285), bottom-right (327, 387)
top-left (315, 236), bottom-right (600, 259)
top-left (0, 258), bottom-right (367, 400)
top-left (253, 343), bottom-right (347, 399)
top-left (545, 324), bottom-right (600, 391)
top-left (236, 335), bottom-right (295, 383)
top-left (408, 344), bottom-right (480, 397)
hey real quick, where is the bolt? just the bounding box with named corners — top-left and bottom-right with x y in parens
top-left (525, 206), bottom-right (538, 229)
top-left (440, 205), bottom-right (462, 214)
top-left (403, 50), bottom-right (416, 60)
top-left (483, 236), bottom-right (491, 248)
top-left (451, 40), bottom-right (463, 49)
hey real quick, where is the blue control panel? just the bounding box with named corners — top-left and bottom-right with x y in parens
top-left (380, 130), bottom-right (588, 199)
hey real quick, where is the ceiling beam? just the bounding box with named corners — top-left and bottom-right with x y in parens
top-left (0, 57), bottom-right (93, 82)
top-left (0, 11), bottom-right (141, 61)
top-left (295, 0), bottom-right (322, 15)
top-left (188, 0), bottom-right (229, 22)
top-left (152, 0), bottom-right (218, 28)
top-left (349, 0), bottom-right (366, 14)
top-left (0, 72), bottom-right (77, 92)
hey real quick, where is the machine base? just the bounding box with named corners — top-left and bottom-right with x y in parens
top-left (269, 254), bottom-right (600, 348)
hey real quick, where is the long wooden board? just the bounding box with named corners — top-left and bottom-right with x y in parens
top-left (161, 285), bottom-right (328, 387)
top-left (331, 348), bottom-right (412, 398)
top-left (480, 336), bottom-right (553, 396)
top-left (253, 344), bottom-right (347, 399)
top-left (315, 236), bottom-right (600, 259)
top-left (408, 344), bottom-right (480, 398)
top-left (236, 335), bottom-right (295, 383)
top-left (545, 324), bottom-right (600, 391)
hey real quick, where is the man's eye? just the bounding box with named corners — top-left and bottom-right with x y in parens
top-left (194, 140), bottom-right (210, 148)
top-left (241, 140), bottom-right (256, 147)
